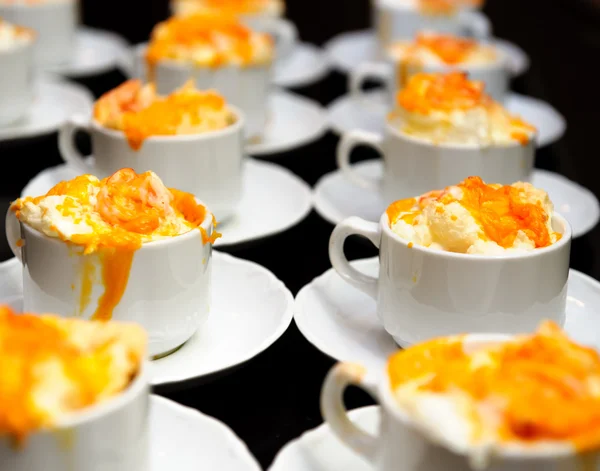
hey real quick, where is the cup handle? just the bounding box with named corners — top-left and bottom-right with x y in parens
top-left (320, 363), bottom-right (379, 461)
top-left (349, 61), bottom-right (393, 106)
top-left (5, 208), bottom-right (23, 263)
top-left (270, 18), bottom-right (298, 61)
top-left (329, 217), bottom-right (380, 300)
top-left (58, 115), bottom-right (95, 174)
top-left (337, 130), bottom-right (383, 192)
top-left (460, 11), bottom-right (492, 40)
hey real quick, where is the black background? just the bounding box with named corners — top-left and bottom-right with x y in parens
top-left (1, 0), bottom-right (599, 468)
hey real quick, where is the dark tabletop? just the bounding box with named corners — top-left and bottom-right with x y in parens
top-left (1, 0), bottom-right (599, 468)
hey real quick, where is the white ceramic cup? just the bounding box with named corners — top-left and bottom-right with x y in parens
top-left (242, 16), bottom-right (298, 60)
top-left (0, 37), bottom-right (34, 126)
top-left (150, 60), bottom-right (270, 139)
top-left (59, 110), bottom-right (245, 222)
top-left (0, 0), bottom-right (78, 66)
top-left (6, 207), bottom-right (214, 358)
top-left (0, 361), bottom-right (149, 471)
top-left (321, 338), bottom-right (595, 471)
top-left (374, 0), bottom-right (491, 48)
top-left (329, 212), bottom-right (571, 346)
top-left (350, 47), bottom-right (511, 104)
top-left (337, 122), bottom-right (536, 204)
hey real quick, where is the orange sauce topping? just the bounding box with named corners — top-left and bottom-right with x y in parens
top-left (452, 176), bottom-right (555, 248)
top-left (12, 169), bottom-right (219, 320)
top-left (0, 305), bottom-right (145, 445)
top-left (414, 33), bottom-right (477, 64)
top-left (146, 13), bottom-right (270, 68)
top-left (195, 0), bottom-right (272, 14)
top-left (386, 177), bottom-right (558, 249)
top-left (398, 72), bottom-right (487, 114)
top-left (388, 321), bottom-right (600, 449)
top-left (418, 0), bottom-right (482, 15)
top-left (94, 80), bottom-right (233, 151)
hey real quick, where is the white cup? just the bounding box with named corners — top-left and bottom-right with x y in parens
top-left (6, 207), bottom-right (214, 358)
top-left (329, 212), bottom-right (571, 346)
top-left (374, 0), bottom-right (491, 48)
top-left (0, 0), bottom-right (78, 66)
top-left (0, 361), bottom-right (149, 471)
top-left (0, 36), bottom-right (34, 126)
top-left (337, 122), bottom-right (536, 204)
top-left (321, 339), bottom-right (595, 471)
top-left (241, 16), bottom-right (298, 60)
top-left (151, 61), bottom-right (270, 139)
top-left (350, 47), bottom-right (511, 104)
top-left (59, 110), bottom-right (245, 222)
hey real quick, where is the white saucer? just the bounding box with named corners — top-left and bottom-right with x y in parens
top-left (125, 42), bottom-right (330, 89)
top-left (313, 160), bottom-right (599, 238)
top-left (43, 27), bottom-right (130, 78)
top-left (324, 29), bottom-right (530, 77)
top-left (0, 78), bottom-right (94, 142)
top-left (269, 405), bottom-right (377, 471)
top-left (21, 158), bottom-right (313, 247)
top-left (294, 257), bottom-right (600, 372)
top-left (0, 251), bottom-right (294, 389)
top-left (272, 42), bottom-right (331, 88)
top-left (327, 90), bottom-right (566, 148)
top-left (151, 395), bottom-right (261, 470)
top-left (247, 89), bottom-right (328, 155)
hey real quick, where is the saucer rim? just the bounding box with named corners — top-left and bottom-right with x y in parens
top-left (151, 251), bottom-right (294, 388)
top-left (268, 404), bottom-right (378, 471)
top-left (246, 88), bottom-right (329, 156)
top-left (151, 394), bottom-right (262, 471)
top-left (272, 42), bottom-right (332, 88)
top-left (42, 26), bottom-right (131, 78)
top-left (294, 256), bottom-right (600, 366)
top-left (0, 78), bottom-right (94, 142)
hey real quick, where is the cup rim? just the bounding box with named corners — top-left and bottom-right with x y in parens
top-left (48, 359), bottom-right (149, 430)
top-left (90, 104), bottom-right (245, 144)
top-left (380, 333), bottom-right (579, 459)
top-left (16, 203), bottom-right (214, 251)
top-left (380, 211), bottom-right (572, 261)
top-left (384, 116), bottom-right (537, 150)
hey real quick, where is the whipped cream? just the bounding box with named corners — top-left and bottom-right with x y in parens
top-left (392, 72), bottom-right (535, 146)
top-left (0, 18), bottom-right (32, 50)
top-left (388, 33), bottom-right (498, 66)
top-left (12, 169), bottom-right (214, 253)
top-left (94, 79), bottom-right (236, 150)
top-left (172, 0), bottom-right (284, 17)
top-left (388, 322), bottom-right (600, 468)
top-left (146, 13), bottom-right (274, 68)
top-left (387, 176), bottom-right (560, 254)
top-left (0, 304), bottom-right (146, 442)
